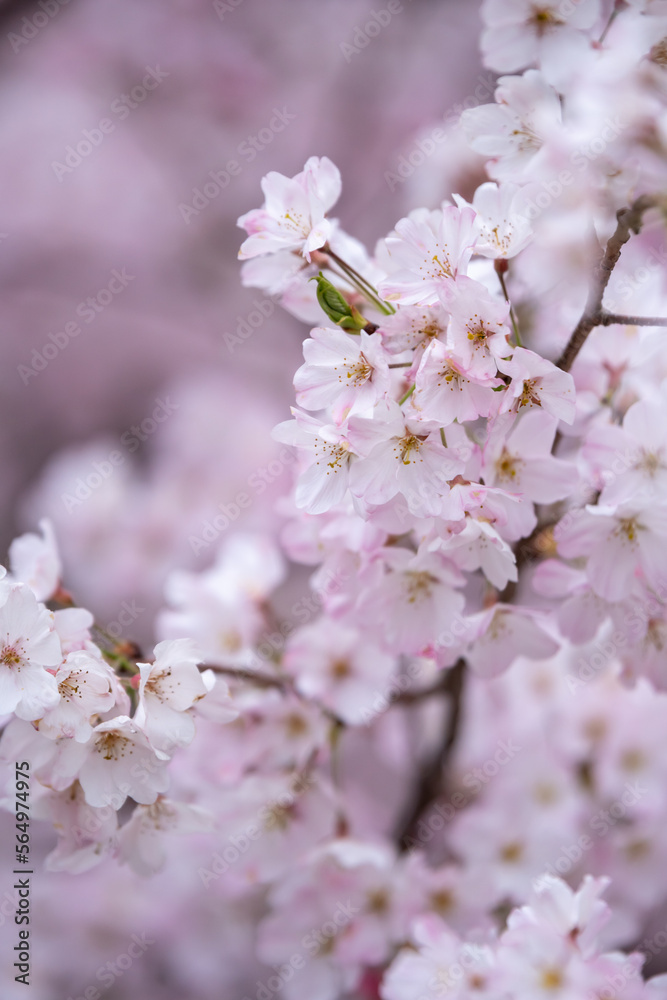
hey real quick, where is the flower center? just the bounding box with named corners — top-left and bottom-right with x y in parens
top-left (95, 732), bottom-right (132, 761)
top-left (345, 353), bottom-right (373, 385)
top-left (495, 449), bottom-right (522, 482)
top-left (398, 434), bottom-right (422, 464)
top-left (403, 570), bottom-right (437, 603)
top-left (0, 645), bottom-right (22, 667)
top-left (615, 517), bottom-right (641, 544)
top-left (518, 378), bottom-right (542, 408)
top-left (329, 657), bottom-right (352, 680)
top-left (540, 968), bottom-right (564, 990)
top-left (499, 841), bottom-right (523, 863)
top-left (635, 449), bottom-right (664, 477)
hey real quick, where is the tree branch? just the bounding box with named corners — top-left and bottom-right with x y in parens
top-left (599, 312), bottom-right (667, 327)
top-left (394, 658), bottom-right (466, 851)
top-left (556, 196), bottom-right (657, 372)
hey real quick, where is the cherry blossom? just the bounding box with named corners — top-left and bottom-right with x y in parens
top-left (238, 156), bottom-right (341, 261)
top-left (38, 649), bottom-right (116, 742)
top-left (0, 583), bottom-right (61, 720)
top-left (134, 638), bottom-right (209, 753)
top-left (118, 798), bottom-right (214, 876)
top-left (556, 501), bottom-right (667, 602)
top-left (482, 410), bottom-right (579, 504)
top-left (283, 616), bottom-right (396, 724)
top-left (378, 302), bottom-right (449, 355)
top-left (413, 338), bottom-right (503, 425)
top-left (75, 716), bottom-right (170, 808)
top-left (273, 408), bottom-right (362, 515)
top-left (349, 401), bottom-right (466, 518)
top-left (461, 70), bottom-right (562, 180)
top-left (498, 346), bottom-right (576, 424)
top-left (8, 517), bottom-right (61, 602)
top-left (481, 0), bottom-right (602, 84)
top-left (465, 604), bottom-right (559, 677)
top-left (293, 326), bottom-right (391, 421)
top-left (440, 274), bottom-right (513, 378)
top-left (454, 181), bottom-right (534, 259)
top-left (378, 204), bottom-right (479, 305)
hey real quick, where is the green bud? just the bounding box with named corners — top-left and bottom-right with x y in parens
top-left (310, 272), bottom-right (366, 331)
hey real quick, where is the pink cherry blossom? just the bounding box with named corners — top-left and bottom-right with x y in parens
top-left (134, 638), bottom-right (210, 753)
top-left (353, 545), bottom-right (465, 655)
top-left (378, 204), bottom-right (479, 305)
top-left (283, 616), bottom-right (396, 724)
top-left (481, 0), bottom-right (602, 83)
top-left (454, 181), bottom-right (534, 259)
top-left (238, 156), bottom-right (341, 261)
top-left (118, 798), bottom-right (214, 876)
top-left (583, 398), bottom-right (667, 506)
top-left (378, 302), bottom-right (449, 355)
top-left (38, 781), bottom-right (119, 874)
top-left (273, 408), bottom-right (361, 515)
top-left (8, 517), bottom-right (61, 602)
top-left (482, 410), bottom-right (579, 503)
top-left (76, 716), bottom-right (170, 808)
top-left (461, 70), bottom-right (562, 180)
top-left (0, 583), bottom-right (61, 720)
top-left (348, 401), bottom-right (466, 518)
top-left (293, 327), bottom-right (391, 421)
top-left (38, 649), bottom-right (116, 743)
top-left (440, 274), bottom-right (513, 378)
top-left (465, 604), bottom-right (559, 677)
top-left (556, 501), bottom-right (667, 602)
top-left (413, 339), bottom-right (503, 426)
top-left (498, 346), bottom-right (576, 424)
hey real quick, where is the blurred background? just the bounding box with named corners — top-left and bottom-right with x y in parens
top-left (0, 2), bottom-right (489, 996)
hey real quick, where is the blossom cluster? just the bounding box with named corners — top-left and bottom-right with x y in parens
top-left (0, 520), bottom-right (236, 875)
top-left (5, 1), bottom-right (667, 998)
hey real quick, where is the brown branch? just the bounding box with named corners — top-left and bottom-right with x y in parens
top-left (556, 196), bottom-right (658, 372)
top-left (394, 658), bottom-right (466, 851)
top-left (204, 663), bottom-right (290, 691)
top-left (394, 672), bottom-right (453, 705)
top-left (599, 312), bottom-right (667, 327)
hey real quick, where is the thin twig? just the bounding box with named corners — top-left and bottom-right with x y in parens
top-left (556, 196), bottom-right (657, 371)
top-left (394, 658), bottom-right (466, 850)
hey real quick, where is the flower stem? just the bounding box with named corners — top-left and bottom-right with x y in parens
top-left (398, 383), bottom-right (416, 406)
top-left (326, 247), bottom-right (396, 316)
top-left (496, 266), bottom-right (522, 347)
